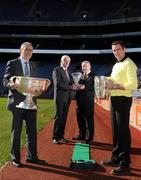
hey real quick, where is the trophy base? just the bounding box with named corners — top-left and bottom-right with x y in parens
top-left (16, 101), bottom-right (37, 110)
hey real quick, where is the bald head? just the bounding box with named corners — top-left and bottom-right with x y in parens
top-left (20, 42), bottom-right (33, 50)
top-left (81, 61), bottom-right (91, 74)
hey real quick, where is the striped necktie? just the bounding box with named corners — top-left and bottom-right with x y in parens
top-left (64, 69), bottom-right (70, 81)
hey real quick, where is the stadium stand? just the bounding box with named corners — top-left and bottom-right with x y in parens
top-left (0, 0), bottom-right (141, 97)
top-left (0, 0), bottom-right (140, 22)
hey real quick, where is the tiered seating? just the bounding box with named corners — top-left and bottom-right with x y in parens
top-left (0, 0), bottom-right (34, 21)
top-left (0, 0), bottom-right (140, 22)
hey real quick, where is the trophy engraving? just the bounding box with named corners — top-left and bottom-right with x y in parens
top-left (10, 76), bottom-right (51, 110)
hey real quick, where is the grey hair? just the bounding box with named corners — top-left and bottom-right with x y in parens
top-left (61, 55), bottom-right (71, 62)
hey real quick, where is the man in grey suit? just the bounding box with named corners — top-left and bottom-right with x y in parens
top-left (3, 42), bottom-right (45, 167)
top-left (52, 55), bottom-right (74, 144)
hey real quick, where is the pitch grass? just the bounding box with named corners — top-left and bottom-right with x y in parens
top-left (0, 97), bottom-right (54, 167)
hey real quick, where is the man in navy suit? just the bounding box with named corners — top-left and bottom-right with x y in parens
top-left (73, 61), bottom-right (94, 144)
top-left (52, 55), bottom-right (74, 144)
top-left (3, 42), bottom-right (45, 167)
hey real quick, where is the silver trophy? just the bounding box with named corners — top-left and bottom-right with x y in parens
top-left (10, 76), bottom-right (51, 110)
top-left (71, 72), bottom-right (82, 86)
top-left (94, 76), bottom-right (108, 99)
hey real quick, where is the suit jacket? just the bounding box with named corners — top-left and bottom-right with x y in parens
top-left (52, 66), bottom-right (74, 103)
top-left (3, 58), bottom-right (37, 111)
top-left (76, 72), bottom-right (94, 106)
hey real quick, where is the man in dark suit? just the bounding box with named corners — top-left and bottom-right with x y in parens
top-left (3, 42), bottom-right (45, 167)
top-left (52, 55), bottom-right (74, 144)
top-left (73, 61), bottom-right (94, 144)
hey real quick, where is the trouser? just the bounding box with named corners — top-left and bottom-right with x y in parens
top-left (76, 103), bottom-right (94, 140)
top-left (110, 96), bottom-right (132, 167)
top-left (11, 108), bottom-right (37, 161)
top-left (53, 101), bottom-right (70, 140)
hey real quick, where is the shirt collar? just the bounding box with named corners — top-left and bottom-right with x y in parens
top-left (84, 70), bottom-right (91, 75)
top-left (117, 56), bottom-right (127, 63)
top-left (61, 65), bottom-right (67, 71)
top-left (20, 57), bottom-right (29, 64)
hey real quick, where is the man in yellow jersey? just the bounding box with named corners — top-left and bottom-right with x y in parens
top-left (101, 41), bottom-right (138, 175)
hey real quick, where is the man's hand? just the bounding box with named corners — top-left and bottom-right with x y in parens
top-left (40, 80), bottom-right (49, 92)
top-left (8, 82), bottom-right (19, 90)
top-left (106, 80), bottom-right (114, 90)
top-left (70, 84), bottom-right (85, 90)
top-left (78, 84), bottom-right (85, 90)
top-left (115, 84), bottom-right (125, 90)
top-left (106, 80), bottom-right (125, 90)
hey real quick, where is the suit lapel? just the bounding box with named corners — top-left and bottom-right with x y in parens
top-left (16, 58), bottom-right (24, 76)
top-left (86, 72), bottom-right (92, 79)
top-left (28, 61), bottom-right (36, 77)
top-left (29, 62), bottom-right (33, 76)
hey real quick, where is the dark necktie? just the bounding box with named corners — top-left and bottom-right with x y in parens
top-left (24, 62), bottom-right (30, 77)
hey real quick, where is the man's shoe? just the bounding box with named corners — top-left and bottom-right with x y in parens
top-left (72, 135), bottom-right (85, 140)
top-left (111, 166), bottom-right (130, 176)
top-left (85, 139), bottom-right (93, 144)
top-left (52, 139), bottom-right (61, 144)
top-left (26, 158), bottom-right (46, 165)
top-left (11, 160), bottom-right (23, 168)
top-left (101, 159), bottom-right (119, 167)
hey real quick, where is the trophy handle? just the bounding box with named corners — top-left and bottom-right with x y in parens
top-left (10, 76), bottom-right (21, 84)
top-left (41, 79), bottom-right (51, 91)
top-left (10, 76), bottom-right (17, 83)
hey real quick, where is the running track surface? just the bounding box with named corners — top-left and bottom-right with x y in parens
top-left (0, 101), bottom-right (141, 180)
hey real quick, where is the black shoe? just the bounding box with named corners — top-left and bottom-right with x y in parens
top-left (60, 138), bottom-right (69, 142)
top-left (11, 160), bottom-right (23, 168)
top-left (52, 139), bottom-right (61, 144)
top-left (111, 166), bottom-right (130, 176)
top-left (26, 158), bottom-right (46, 165)
top-left (101, 159), bottom-right (119, 167)
top-left (72, 135), bottom-right (85, 140)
